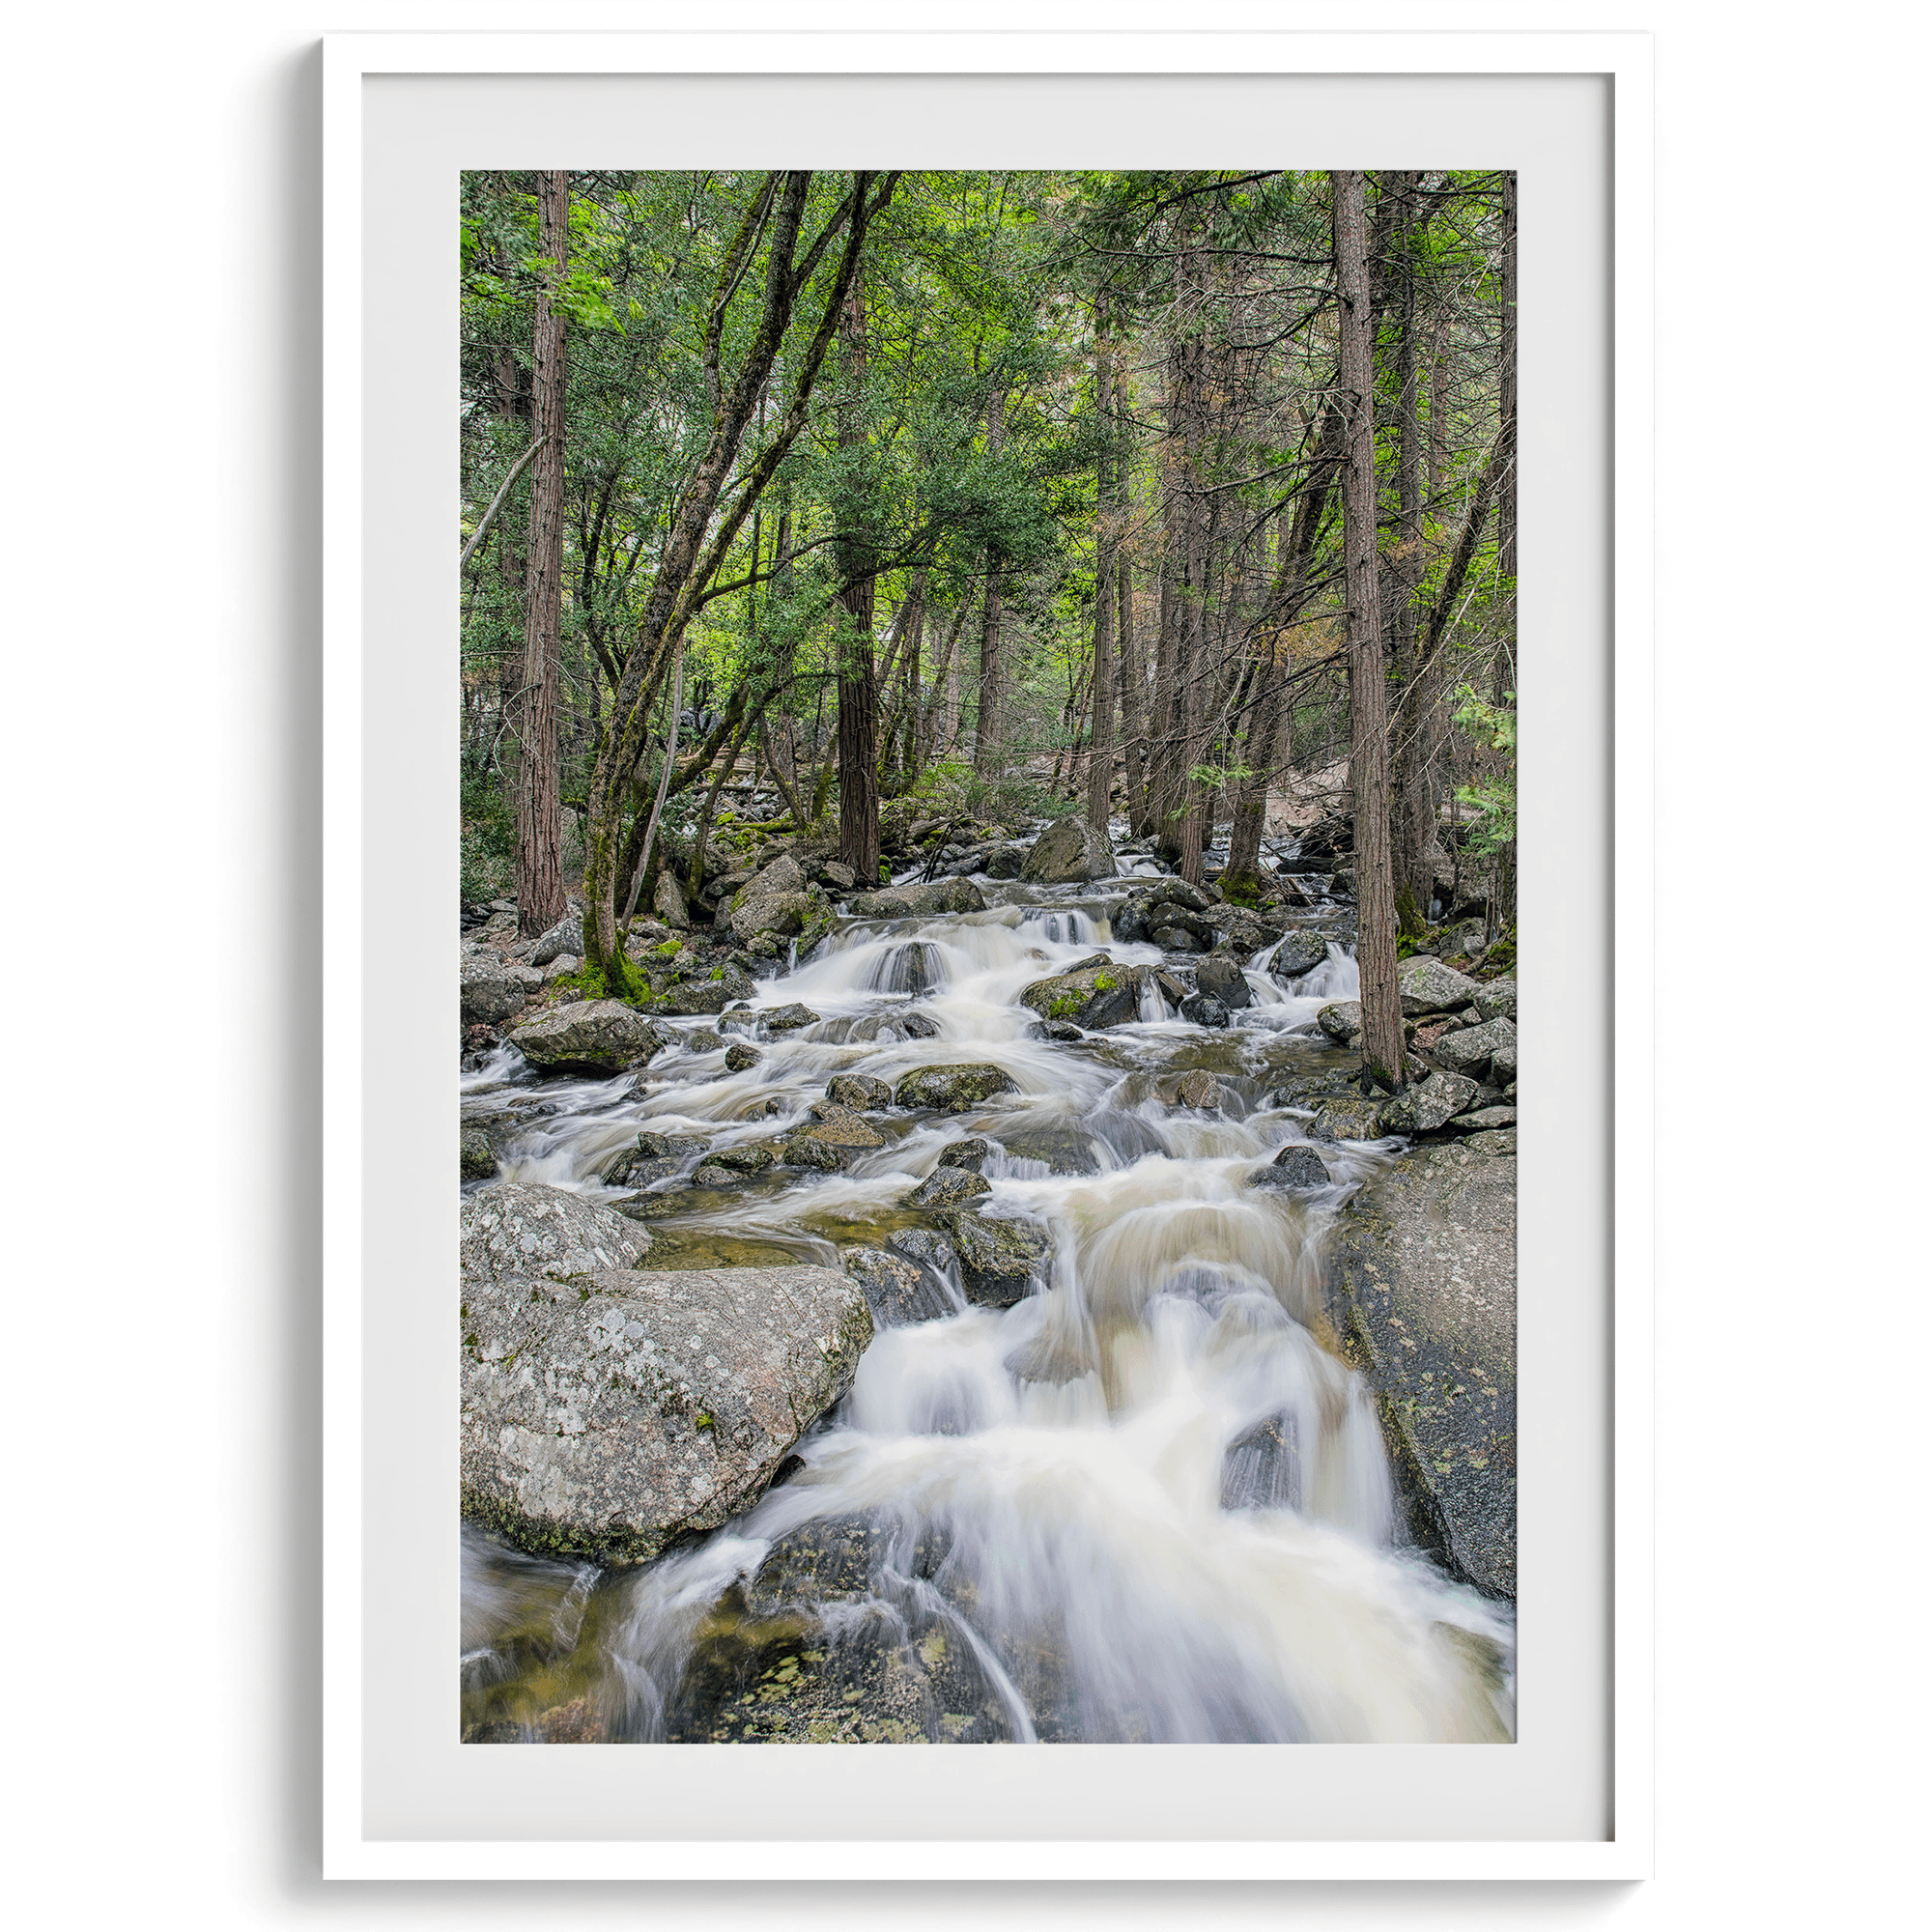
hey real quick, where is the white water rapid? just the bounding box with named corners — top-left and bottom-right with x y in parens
top-left (460, 879), bottom-right (1515, 1745)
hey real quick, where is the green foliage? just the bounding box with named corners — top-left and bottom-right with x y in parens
top-left (1451, 685), bottom-right (1517, 858)
top-left (460, 775), bottom-right (515, 902)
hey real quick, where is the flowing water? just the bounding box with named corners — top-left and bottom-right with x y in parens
top-left (460, 878), bottom-right (1516, 1745)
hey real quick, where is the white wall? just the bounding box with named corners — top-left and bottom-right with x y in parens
top-left (2, 2), bottom-right (1920, 1925)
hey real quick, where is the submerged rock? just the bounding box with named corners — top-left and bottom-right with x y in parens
top-left (893, 1064), bottom-right (1019, 1112)
top-left (460, 1262), bottom-right (871, 1565)
top-left (1326, 1141), bottom-right (1516, 1601)
top-left (759, 1002), bottom-right (820, 1032)
top-left (1019, 814), bottom-right (1117, 884)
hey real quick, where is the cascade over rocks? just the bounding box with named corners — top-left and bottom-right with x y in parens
top-left (1250, 1143), bottom-right (1331, 1189)
top-left (1019, 814), bottom-right (1117, 884)
top-left (1270, 932), bottom-right (1333, 979)
top-left (461, 1261), bottom-right (871, 1564)
top-left (1194, 955), bottom-right (1250, 1009)
top-left (934, 1210), bottom-right (1051, 1307)
top-left (1326, 1141), bottom-right (1517, 1601)
top-left (841, 1246), bottom-right (952, 1327)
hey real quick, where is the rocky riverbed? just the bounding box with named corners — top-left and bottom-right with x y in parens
top-left (459, 815), bottom-right (1519, 1746)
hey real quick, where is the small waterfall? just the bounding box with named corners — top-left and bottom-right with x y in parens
top-left (461, 874), bottom-right (1514, 1746)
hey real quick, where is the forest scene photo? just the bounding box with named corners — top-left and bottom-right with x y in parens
top-left (457, 167), bottom-right (1520, 1746)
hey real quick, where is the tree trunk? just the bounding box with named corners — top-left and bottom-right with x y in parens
top-left (515, 168), bottom-right (570, 938)
top-left (835, 271), bottom-right (881, 884)
top-left (1085, 314), bottom-right (1117, 833)
top-left (1334, 169), bottom-right (1406, 1092)
top-left (1492, 168), bottom-right (1520, 934)
top-left (1118, 552), bottom-right (1151, 836)
top-left (973, 391), bottom-right (1008, 775)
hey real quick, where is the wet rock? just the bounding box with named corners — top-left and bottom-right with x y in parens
top-left (527, 912), bottom-right (583, 967)
top-left (1179, 992), bottom-right (1230, 1028)
top-left (724, 1039), bottom-right (762, 1072)
top-left (1030, 1018), bottom-right (1086, 1042)
top-left (1326, 1140), bottom-right (1516, 1601)
top-left (510, 998), bottom-right (666, 1075)
top-left (898, 1012), bottom-right (941, 1040)
top-left (1316, 1001), bottom-right (1362, 1043)
top-left (1221, 1411), bottom-right (1301, 1511)
top-left (690, 1162), bottom-right (746, 1187)
top-left (848, 878), bottom-right (987, 919)
top-left (460, 1262), bottom-right (871, 1565)
top-left (1397, 955), bottom-right (1483, 1016)
top-left (1163, 1067), bottom-right (1227, 1110)
top-left (1154, 969), bottom-right (1191, 1009)
top-left (783, 1110), bottom-right (888, 1172)
top-left (893, 1064), bottom-right (1019, 1112)
top-left (662, 965), bottom-right (757, 1016)
top-left (759, 1002), bottom-right (820, 1033)
top-left (1377, 1071), bottom-right (1482, 1135)
top-left (1473, 979), bottom-right (1517, 1023)
top-left (1144, 877), bottom-right (1215, 915)
top-left (885, 1226), bottom-right (959, 1277)
top-left (634, 1130), bottom-right (710, 1162)
top-left (1307, 1094), bottom-right (1389, 1142)
top-left (1019, 814), bottom-right (1118, 884)
top-left (622, 1018), bottom-right (686, 1069)
top-left (905, 1165), bottom-right (992, 1210)
top-left (1018, 960), bottom-right (1147, 1031)
top-left (1249, 1143), bottom-right (1331, 1189)
top-left (704, 1144), bottom-right (776, 1176)
top-left (1433, 1015), bottom-right (1517, 1081)
top-left (825, 1072), bottom-right (893, 1111)
top-left (1151, 924), bottom-right (1202, 952)
top-left (1270, 931), bottom-right (1333, 979)
top-left (604, 1151), bottom-right (680, 1190)
top-left (935, 1137), bottom-right (992, 1172)
top-left (460, 956), bottom-right (540, 1027)
top-left (869, 940), bottom-right (945, 995)
top-left (936, 1210), bottom-right (1051, 1308)
top-left (841, 1246), bottom-right (952, 1326)
top-left (460, 1127), bottom-right (497, 1180)
top-left (460, 1182), bottom-right (650, 1287)
top-left (1194, 954), bottom-right (1251, 1009)
top-left (1448, 1107), bottom-right (1517, 1134)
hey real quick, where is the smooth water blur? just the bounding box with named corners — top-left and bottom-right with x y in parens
top-left (460, 875), bottom-right (1515, 1744)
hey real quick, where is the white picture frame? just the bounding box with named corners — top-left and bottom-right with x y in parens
top-left (323, 28), bottom-right (1653, 1882)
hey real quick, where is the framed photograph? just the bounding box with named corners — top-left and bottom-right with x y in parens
top-left (323, 28), bottom-right (1652, 1880)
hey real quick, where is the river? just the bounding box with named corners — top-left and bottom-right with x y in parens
top-left (458, 868), bottom-right (1516, 1745)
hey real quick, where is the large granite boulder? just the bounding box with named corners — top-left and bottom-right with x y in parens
top-left (653, 871), bottom-right (691, 931)
top-left (461, 1261), bottom-right (871, 1564)
top-left (662, 964), bottom-right (757, 1016)
top-left (1019, 814), bottom-right (1117, 884)
top-left (1397, 955), bottom-right (1483, 1016)
top-left (460, 1182), bottom-right (651, 1286)
top-left (510, 999), bottom-right (663, 1074)
top-left (461, 954), bottom-right (541, 1027)
top-left (1434, 1015), bottom-right (1517, 1081)
top-left (1473, 980), bottom-right (1518, 1023)
top-left (727, 856), bottom-right (834, 951)
top-left (1307, 1094), bottom-right (1389, 1142)
top-left (893, 1064), bottom-right (1019, 1112)
top-left (848, 879), bottom-right (987, 919)
top-left (1018, 961), bottom-right (1147, 1031)
top-left (1325, 1141), bottom-right (1516, 1601)
top-left (1316, 1001), bottom-right (1362, 1043)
